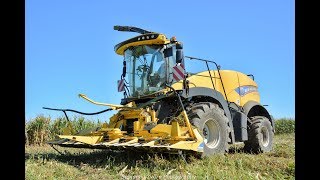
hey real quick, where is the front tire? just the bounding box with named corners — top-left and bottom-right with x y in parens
top-left (244, 116), bottom-right (274, 153)
top-left (187, 102), bottom-right (230, 156)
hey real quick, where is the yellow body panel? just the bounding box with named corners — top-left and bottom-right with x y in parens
top-left (171, 121), bottom-right (181, 137)
top-left (237, 72), bottom-right (260, 106)
top-left (149, 123), bottom-right (189, 137)
top-left (171, 70), bottom-right (260, 107)
top-left (150, 124), bottom-right (174, 135)
top-left (115, 33), bottom-right (170, 55)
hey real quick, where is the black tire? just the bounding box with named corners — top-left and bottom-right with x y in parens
top-left (244, 116), bottom-right (274, 153)
top-left (187, 102), bottom-right (230, 156)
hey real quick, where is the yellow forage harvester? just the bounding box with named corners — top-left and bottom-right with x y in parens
top-left (45, 26), bottom-right (275, 157)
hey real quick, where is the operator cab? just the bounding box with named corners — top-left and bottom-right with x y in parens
top-left (114, 26), bottom-right (184, 98)
top-left (124, 44), bottom-right (176, 96)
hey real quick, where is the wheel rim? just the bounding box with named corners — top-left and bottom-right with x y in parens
top-left (261, 126), bottom-right (270, 147)
top-left (203, 118), bottom-right (221, 148)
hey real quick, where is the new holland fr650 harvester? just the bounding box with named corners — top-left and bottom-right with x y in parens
top-left (45, 26), bottom-right (275, 157)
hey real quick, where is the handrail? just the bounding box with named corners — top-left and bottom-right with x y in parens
top-left (184, 56), bottom-right (229, 102)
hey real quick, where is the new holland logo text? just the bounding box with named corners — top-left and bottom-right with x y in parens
top-left (235, 85), bottom-right (258, 96)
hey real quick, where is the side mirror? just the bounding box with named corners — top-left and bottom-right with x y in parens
top-left (122, 61), bottom-right (126, 78)
top-left (163, 47), bottom-right (173, 58)
top-left (176, 49), bottom-right (184, 64)
top-left (176, 43), bottom-right (184, 64)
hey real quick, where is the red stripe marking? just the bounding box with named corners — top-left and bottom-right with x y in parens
top-left (173, 73), bottom-right (179, 81)
top-left (176, 68), bottom-right (184, 78)
top-left (173, 66), bottom-right (184, 79)
top-left (118, 79), bottom-right (124, 92)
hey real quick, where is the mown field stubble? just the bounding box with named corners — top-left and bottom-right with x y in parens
top-left (25, 132), bottom-right (294, 179)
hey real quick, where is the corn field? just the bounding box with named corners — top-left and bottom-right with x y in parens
top-left (25, 115), bottom-right (102, 145)
top-left (274, 118), bottom-right (295, 134)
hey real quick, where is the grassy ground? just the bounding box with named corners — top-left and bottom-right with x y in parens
top-left (25, 133), bottom-right (294, 179)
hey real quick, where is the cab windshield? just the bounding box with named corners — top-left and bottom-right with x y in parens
top-left (125, 45), bottom-right (174, 97)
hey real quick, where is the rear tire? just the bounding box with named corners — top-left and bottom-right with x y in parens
top-left (244, 116), bottom-right (273, 153)
top-left (187, 102), bottom-right (230, 156)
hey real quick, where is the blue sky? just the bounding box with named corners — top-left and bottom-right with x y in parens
top-left (26, 0), bottom-right (295, 121)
